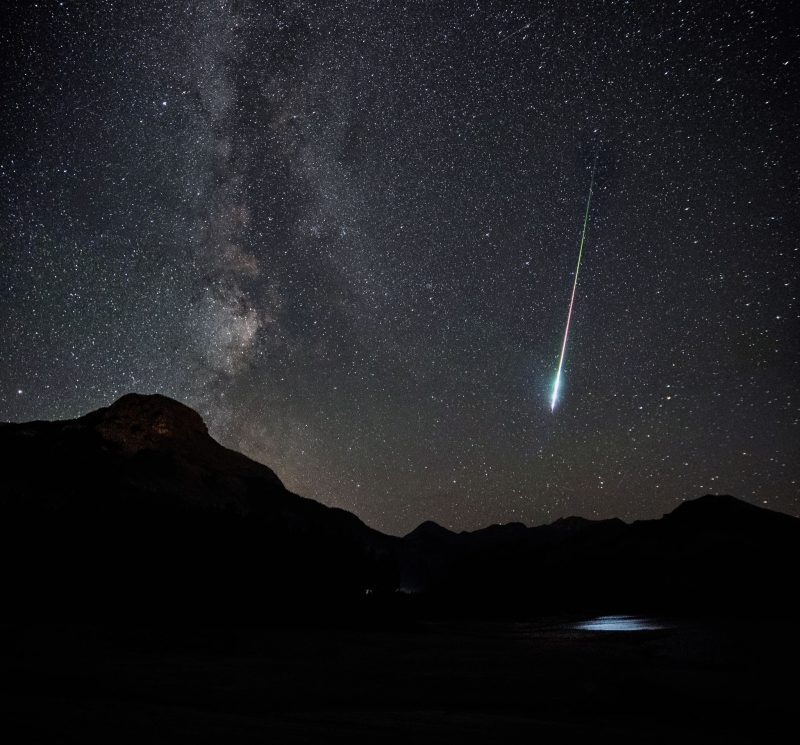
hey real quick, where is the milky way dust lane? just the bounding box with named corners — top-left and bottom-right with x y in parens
top-left (550, 157), bottom-right (597, 412)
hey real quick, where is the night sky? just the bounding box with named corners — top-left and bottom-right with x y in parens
top-left (1, 1), bottom-right (797, 534)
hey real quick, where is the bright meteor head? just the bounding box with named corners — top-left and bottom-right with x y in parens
top-left (550, 371), bottom-right (561, 412)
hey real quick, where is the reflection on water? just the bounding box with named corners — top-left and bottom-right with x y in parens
top-left (574, 615), bottom-right (665, 631)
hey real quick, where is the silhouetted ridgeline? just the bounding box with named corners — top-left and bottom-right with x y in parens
top-left (1, 394), bottom-right (797, 620)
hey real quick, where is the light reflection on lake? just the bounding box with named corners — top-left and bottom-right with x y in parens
top-left (574, 615), bottom-right (666, 631)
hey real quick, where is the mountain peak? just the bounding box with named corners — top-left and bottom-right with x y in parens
top-left (405, 520), bottom-right (455, 541)
top-left (667, 494), bottom-right (752, 518)
top-left (662, 494), bottom-right (779, 531)
top-left (81, 393), bottom-right (209, 452)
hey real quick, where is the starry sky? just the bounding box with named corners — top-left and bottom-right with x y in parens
top-left (1, 0), bottom-right (798, 534)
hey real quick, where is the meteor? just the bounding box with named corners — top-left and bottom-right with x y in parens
top-left (496, 10), bottom-right (553, 45)
top-left (550, 157), bottom-right (597, 412)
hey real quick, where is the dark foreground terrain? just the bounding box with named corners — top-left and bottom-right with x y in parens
top-left (2, 394), bottom-right (798, 742)
top-left (2, 616), bottom-right (797, 744)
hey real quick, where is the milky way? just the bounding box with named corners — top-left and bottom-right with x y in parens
top-left (1, 1), bottom-right (798, 534)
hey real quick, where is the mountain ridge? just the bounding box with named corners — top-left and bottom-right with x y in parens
top-left (4, 393), bottom-right (784, 533)
top-left (1, 393), bottom-right (797, 618)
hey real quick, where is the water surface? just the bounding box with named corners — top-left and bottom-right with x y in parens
top-left (574, 615), bottom-right (666, 631)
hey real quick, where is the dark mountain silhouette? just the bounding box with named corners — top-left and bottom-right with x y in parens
top-left (404, 520), bottom-right (456, 542)
top-left (399, 494), bottom-right (798, 614)
top-left (0, 394), bottom-right (399, 619)
top-left (1, 394), bottom-right (798, 620)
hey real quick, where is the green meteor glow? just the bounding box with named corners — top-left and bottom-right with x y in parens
top-left (551, 157), bottom-right (597, 412)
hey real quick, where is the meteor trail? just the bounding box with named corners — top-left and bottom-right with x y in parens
top-left (496, 10), bottom-right (553, 45)
top-left (550, 156), bottom-right (597, 412)
top-left (497, 22), bottom-right (531, 44)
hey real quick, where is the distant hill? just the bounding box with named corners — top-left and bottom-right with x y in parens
top-left (1, 394), bottom-right (798, 619)
top-left (401, 493), bottom-right (799, 614)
